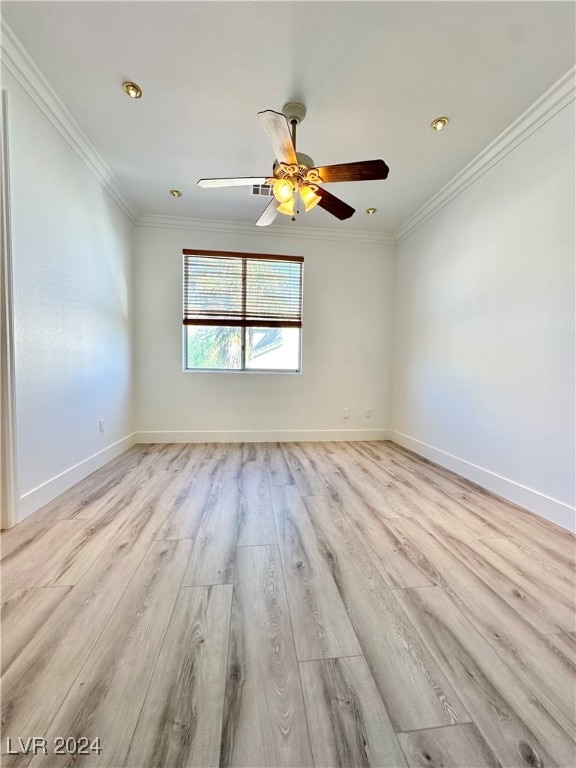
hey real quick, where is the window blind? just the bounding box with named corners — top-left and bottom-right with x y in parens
top-left (183, 250), bottom-right (303, 328)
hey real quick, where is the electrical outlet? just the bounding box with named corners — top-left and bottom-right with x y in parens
top-left (99, 420), bottom-right (105, 433)
top-left (343, 408), bottom-right (350, 419)
top-left (366, 407), bottom-right (372, 418)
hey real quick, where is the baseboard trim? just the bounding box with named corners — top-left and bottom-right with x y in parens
top-left (19, 428), bottom-right (572, 531)
top-left (388, 431), bottom-right (575, 532)
top-left (18, 433), bottom-right (138, 522)
top-left (135, 429), bottom-right (391, 444)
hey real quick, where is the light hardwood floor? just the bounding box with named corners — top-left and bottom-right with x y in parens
top-left (1, 441), bottom-right (575, 767)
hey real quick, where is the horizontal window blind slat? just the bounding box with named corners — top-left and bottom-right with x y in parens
top-left (183, 250), bottom-right (303, 328)
top-left (184, 319), bottom-right (302, 328)
top-left (183, 249), bottom-right (303, 263)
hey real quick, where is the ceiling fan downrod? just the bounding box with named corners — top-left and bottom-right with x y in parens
top-left (290, 119), bottom-right (297, 149)
top-left (283, 101), bottom-right (306, 151)
top-left (283, 103), bottom-right (307, 220)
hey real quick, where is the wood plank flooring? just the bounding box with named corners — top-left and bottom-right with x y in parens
top-left (1, 441), bottom-right (574, 768)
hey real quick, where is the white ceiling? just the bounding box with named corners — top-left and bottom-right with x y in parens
top-left (2, 1), bottom-right (575, 233)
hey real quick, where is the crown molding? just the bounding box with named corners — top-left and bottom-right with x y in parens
top-left (5, 16), bottom-right (571, 246)
top-left (395, 66), bottom-right (576, 243)
top-left (0, 21), bottom-right (138, 224)
top-left (135, 213), bottom-right (396, 245)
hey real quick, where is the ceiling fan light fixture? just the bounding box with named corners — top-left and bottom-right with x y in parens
top-left (272, 178), bottom-right (294, 204)
top-left (300, 184), bottom-right (321, 212)
top-left (277, 198), bottom-right (295, 216)
top-left (122, 81), bottom-right (142, 99)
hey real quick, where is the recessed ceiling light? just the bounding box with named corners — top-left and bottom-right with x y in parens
top-left (169, 189), bottom-right (182, 197)
top-left (366, 207), bottom-right (377, 215)
top-left (122, 81), bottom-right (142, 99)
top-left (430, 116), bottom-right (449, 131)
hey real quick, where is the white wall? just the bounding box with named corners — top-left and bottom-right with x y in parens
top-left (391, 102), bottom-right (575, 530)
top-left (5, 25), bottom-right (573, 535)
top-left (5, 71), bottom-right (135, 521)
top-left (134, 222), bottom-right (394, 441)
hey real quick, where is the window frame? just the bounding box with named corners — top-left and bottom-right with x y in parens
top-left (182, 249), bottom-right (303, 374)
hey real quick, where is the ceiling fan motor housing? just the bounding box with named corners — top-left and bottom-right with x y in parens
top-left (295, 152), bottom-right (314, 169)
top-left (272, 152), bottom-right (315, 176)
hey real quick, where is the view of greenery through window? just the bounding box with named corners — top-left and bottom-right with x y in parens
top-left (187, 326), bottom-right (243, 370)
top-left (185, 326), bottom-right (300, 371)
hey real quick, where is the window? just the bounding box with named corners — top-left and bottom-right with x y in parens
top-left (183, 249), bottom-right (303, 372)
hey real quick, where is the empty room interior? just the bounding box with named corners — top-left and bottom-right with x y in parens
top-left (1, 1), bottom-right (575, 767)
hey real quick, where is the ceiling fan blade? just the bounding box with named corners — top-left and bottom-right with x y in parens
top-left (314, 159), bottom-right (389, 183)
top-left (257, 110), bottom-right (297, 165)
top-left (198, 177), bottom-right (267, 188)
top-left (255, 198), bottom-right (279, 227)
top-left (316, 187), bottom-right (355, 220)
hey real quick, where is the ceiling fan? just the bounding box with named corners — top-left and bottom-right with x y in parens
top-left (198, 102), bottom-right (389, 227)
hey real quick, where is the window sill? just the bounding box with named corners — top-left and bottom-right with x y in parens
top-left (181, 368), bottom-right (302, 375)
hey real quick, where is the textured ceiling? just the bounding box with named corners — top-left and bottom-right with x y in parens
top-left (2, 1), bottom-right (575, 232)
